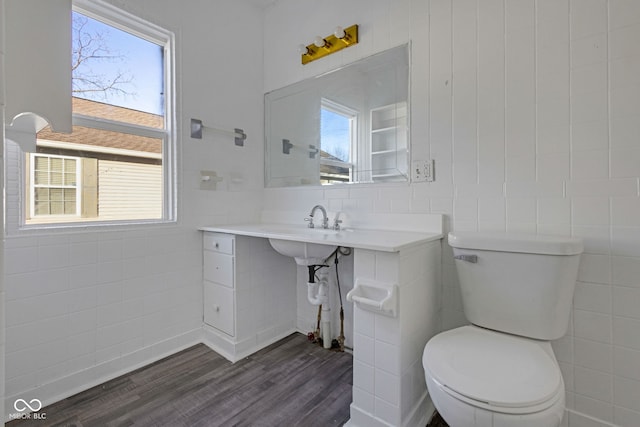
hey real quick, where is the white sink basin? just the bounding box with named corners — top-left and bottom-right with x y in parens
top-left (269, 238), bottom-right (337, 266)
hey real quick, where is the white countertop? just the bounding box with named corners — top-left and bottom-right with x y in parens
top-left (199, 223), bottom-right (443, 252)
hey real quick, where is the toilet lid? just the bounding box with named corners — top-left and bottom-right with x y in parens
top-left (424, 326), bottom-right (562, 409)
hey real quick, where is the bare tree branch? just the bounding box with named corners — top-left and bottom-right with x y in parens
top-left (71, 14), bottom-right (135, 100)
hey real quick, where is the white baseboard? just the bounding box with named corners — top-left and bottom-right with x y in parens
top-left (4, 328), bottom-right (202, 422)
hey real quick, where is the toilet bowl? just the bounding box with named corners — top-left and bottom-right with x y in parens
top-left (423, 326), bottom-right (565, 427)
top-left (423, 232), bottom-right (583, 427)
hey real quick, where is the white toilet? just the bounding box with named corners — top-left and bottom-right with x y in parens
top-left (423, 232), bottom-right (583, 427)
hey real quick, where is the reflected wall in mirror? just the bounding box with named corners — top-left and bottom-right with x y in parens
top-left (265, 44), bottom-right (409, 188)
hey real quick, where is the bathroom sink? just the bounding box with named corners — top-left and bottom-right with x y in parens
top-left (268, 238), bottom-right (337, 266)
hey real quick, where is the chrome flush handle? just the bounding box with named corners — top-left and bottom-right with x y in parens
top-left (454, 254), bottom-right (478, 263)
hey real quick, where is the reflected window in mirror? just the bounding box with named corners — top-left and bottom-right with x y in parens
top-left (265, 44), bottom-right (409, 188)
top-left (320, 99), bottom-right (358, 184)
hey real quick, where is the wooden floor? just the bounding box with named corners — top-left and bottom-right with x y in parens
top-left (8, 333), bottom-right (353, 427)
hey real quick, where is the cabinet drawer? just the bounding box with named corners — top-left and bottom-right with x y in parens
top-left (203, 233), bottom-right (234, 255)
top-left (204, 281), bottom-right (235, 336)
top-left (204, 251), bottom-right (234, 287)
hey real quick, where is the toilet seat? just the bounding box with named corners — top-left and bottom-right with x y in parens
top-left (423, 326), bottom-right (564, 414)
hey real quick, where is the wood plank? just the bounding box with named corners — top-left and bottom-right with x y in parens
top-left (7, 333), bottom-right (353, 427)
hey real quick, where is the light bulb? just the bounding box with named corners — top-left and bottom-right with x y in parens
top-left (314, 36), bottom-right (326, 48)
top-left (298, 44), bottom-right (309, 55)
top-left (334, 26), bottom-right (346, 39)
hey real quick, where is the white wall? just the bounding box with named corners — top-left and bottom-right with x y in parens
top-left (2, 0), bottom-right (265, 415)
top-left (263, 0), bottom-right (640, 426)
top-left (0, 0), bottom-right (7, 421)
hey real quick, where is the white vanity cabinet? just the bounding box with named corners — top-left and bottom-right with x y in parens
top-left (201, 231), bottom-right (297, 362)
top-left (203, 233), bottom-right (235, 336)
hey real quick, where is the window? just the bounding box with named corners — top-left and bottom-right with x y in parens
top-left (30, 154), bottom-right (81, 218)
top-left (320, 99), bottom-right (357, 184)
top-left (25, 0), bottom-right (174, 226)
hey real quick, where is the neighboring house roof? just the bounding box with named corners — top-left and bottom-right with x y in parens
top-left (37, 97), bottom-right (163, 154)
top-left (320, 150), bottom-right (349, 180)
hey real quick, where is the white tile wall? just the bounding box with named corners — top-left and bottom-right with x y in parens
top-left (2, 0), bottom-right (266, 417)
top-left (2, 0), bottom-right (640, 425)
top-left (263, 0), bottom-right (640, 425)
top-left (1, 0), bottom-right (7, 422)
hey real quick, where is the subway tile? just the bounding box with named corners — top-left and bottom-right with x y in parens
top-left (69, 241), bottom-right (98, 266)
top-left (375, 314), bottom-right (400, 346)
top-left (37, 244), bottom-right (70, 270)
top-left (572, 120), bottom-right (608, 151)
top-left (354, 332), bottom-right (374, 365)
top-left (571, 93), bottom-right (608, 127)
top-left (574, 338), bottom-right (612, 373)
top-left (571, 197), bottom-right (609, 226)
top-left (614, 346), bottom-right (640, 382)
top-left (613, 316), bottom-right (640, 350)
top-left (506, 156), bottom-right (536, 182)
top-left (612, 227), bottom-right (640, 257)
top-left (537, 97), bottom-right (570, 129)
top-left (538, 197), bottom-right (571, 225)
top-left (375, 339), bottom-right (400, 375)
top-left (5, 246), bottom-right (39, 275)
top-left (536, 0), bottom-right (570, 49)
top-left (573, 393), bottom-right (613, 424)
top-left (574, 282), bottom-right (612, 314)
top-left (353, 360), bottom-right (374, 394)
top-left (352, 386), bottom-right (374, 415)
top-left (611, 116), bottom-right (640, 150)
top-left (374, 396), bottom-right (400, 426)
top-left (610, 56), bottom-right (640, 91)
top-left (506, 198), bottom-right (536, 224)
top-left (571, 149), bottom-right (608, 181)
top-left (614, 376), bottom-right (640, 413)
top-left (574, 365), bottom-right (613, 402)
top-left (574, 309), bottom-right (612, 343)
top-left (569, 0), bottom-right (607, 40)
top-left (572, 226), bottom-right (610, 254)
top-left (611, 148), bottom-right (640, 178)
top-left (505, 179), bottom-right (565, 198)
top-left (612, 256), bottom-right (640, 287)
top-left (610, 0), bottom-right (640, 30)
top-left (478, 197), bottom-right (505, 226)
top-left (537, 152), bottom-right (570, 183)
top-left (614, 406), bottom-right (640, 427)
top-left (374, 368), bottom-right (400, 406)
top-left (613, 286), bottom-right (640, 320)
top-left (611, 86), bottom-right (640, 120)
top-left (566, 179), bottom-right (637, 197)
top-left (610, 24), bottom-right (640, 60)
top-left (570, 33), bottom-right (607, 68)
top-left (611, 197), bottom-right (640, 227)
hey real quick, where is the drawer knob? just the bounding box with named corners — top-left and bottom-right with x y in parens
top-left (215, 242), bottom-right (219, 248)
top-left (214, 305), bottom-right (220, 312)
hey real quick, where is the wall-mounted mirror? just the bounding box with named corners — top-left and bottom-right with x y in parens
top-left (265, 44), bottom-right (409, 188)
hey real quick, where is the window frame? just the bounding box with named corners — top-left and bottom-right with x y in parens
top-left (320, 98), bottom-right (358, 183)
top-left (29, 153), bottom-right (82, 219)
top-left (21, 0), bottom-right (176, 229)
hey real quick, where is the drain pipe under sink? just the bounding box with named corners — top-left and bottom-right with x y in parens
top-left (307, 266), bottom-right (331, 349)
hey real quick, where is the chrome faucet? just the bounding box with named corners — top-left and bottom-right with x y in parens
top-left (333, 212), bottom-right (343, 230)
top-left (306, 205), bottom-right (329, 229)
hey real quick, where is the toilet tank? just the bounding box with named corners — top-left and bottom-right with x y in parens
top-left (449, 232), bottom-right (583, 341)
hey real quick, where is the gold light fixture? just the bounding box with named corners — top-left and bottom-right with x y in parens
top-left (299, 24), bottom-right (359, 65)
